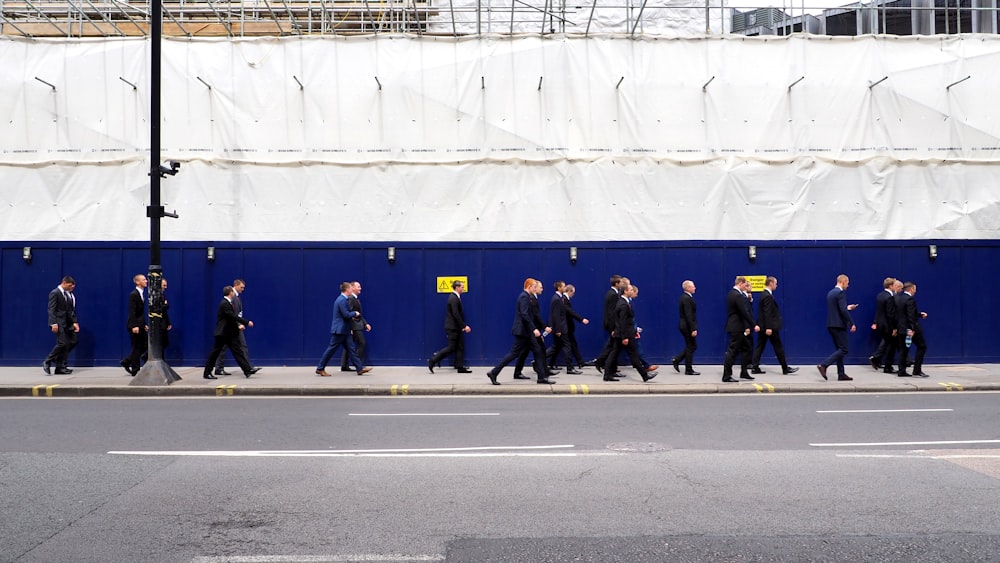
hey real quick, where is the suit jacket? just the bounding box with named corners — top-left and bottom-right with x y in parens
top-left (214, 297), bottom-right (249, 338)
top-left (47, 287), bottom-right (77, 327)
top-left (757, 289), bottom-right (782, 331)
top-left (725, 288), bottom-right (754, 333)
top-left (127, 288), bottom-right (146, 330)
top-left (444, 292), bottom-right (465, 332)
top-left (613, 297), bottom-right (637, 339)
top-left (874, 289), bottom-right (896, 332)
top-left (549, 292), bottom-right (568, 334)
top-left (329, 293), bottom-right (356, 334)
top-left (896, 292), bottom-right (920, 333)
top-left (601, 288), bottom-right (620, 332)
top-left (232, 290), bottom-right (243, 316)
top-left (564, 295), bottom-right (585, 335)
top-left (511, 291), bottom-right (537, 337)
top-left (826, 287), bottom-right (853, 329)
top-left (678, 292), bottom-right (697, 333)
top-left (347, 295), bottom-right (366, 331)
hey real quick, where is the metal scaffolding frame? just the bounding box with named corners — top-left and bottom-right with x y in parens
top-left (1, 0), bottom-right (998, 37)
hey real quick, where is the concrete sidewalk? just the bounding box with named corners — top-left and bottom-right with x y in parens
top-left (2, 363), bottom-right (998, 397)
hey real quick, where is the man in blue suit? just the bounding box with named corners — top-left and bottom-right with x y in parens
top-left (817, 274), bottom-right (858, 381)
top-left (316, 281), bottom-right (370, 377)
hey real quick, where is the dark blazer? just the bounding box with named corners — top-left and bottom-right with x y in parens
top-left (725, 288), bottom-right (754, 333)
top-left (444, 292), bottom-right (465, 332)
top-left (826, 287), bottom-right (853, 328)
top-left (613, 297), bottom-right (637, 340)
top-left (127, 288), bottom-right (145, 330)
top-left (874, 289), bottom-right (896, 331)
top-left (896, 292), bottom-right (919, 333)
top-left (564, 295), bottom-right (585, 335)
top-left (601, 288), bottom-right (620, 332)
top-left (214, 297), bottom-right (249, 338)
top-left (511, 291), bottom-right (538, 337)
top-left (549, 292), bottom-right (568, 333)
top-left (329, 293), bottom-right (356, 334)
top-left (47, 288), bottom-right (77, 327)
top-left (347, 294), bottom-right (366, 331)
top-left (756, 289), bottom-right (782, 331)
top-left (678, 292), bottom-right (697, 333)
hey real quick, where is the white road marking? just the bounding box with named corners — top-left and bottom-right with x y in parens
top-left (837, 454), bottom-right (1000, 459)
top-left (348, 413), bottom-right (500, 416)
top-left (109, 444), bottom-right (626, 458)
top-left (811, 439), bottom-right (1000, 447)
top-left (192, 555), bottom-right (444, 562)
top-left (815, 409), bottom-right (954, 413)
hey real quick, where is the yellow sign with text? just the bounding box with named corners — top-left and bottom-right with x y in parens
top-left (745, 275), bottom-right (768, 293)
top-left (437, 276), bottom-right (469, 293)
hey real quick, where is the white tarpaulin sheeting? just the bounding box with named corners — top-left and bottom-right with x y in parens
top-left (1, 34), bottom-right (999, 241)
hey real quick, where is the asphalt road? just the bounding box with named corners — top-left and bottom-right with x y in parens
top-left (3, 393), bottom-right (1000, 562)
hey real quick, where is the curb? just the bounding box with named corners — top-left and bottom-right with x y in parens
top-left (3, 382), bottom-right (999, 397)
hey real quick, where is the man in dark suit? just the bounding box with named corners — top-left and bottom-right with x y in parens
top-left (752, 276), bottom-right (798, 375)
top-left (817, 274), bottom-right (858, 381)
top-left (158, 278), bottom-right (173, 353)
top-left (486, 278), bottom-right (554, 385)
top-left (44, 276), bottom-right (79, 375)
top-left (671, 280), bottom-right (700, 375)
top-left (895, 281), bottom-right (929, 377)
top-left (428, 280), bottom-right (472, 373)
top-left (214, 279), bottom-right (258, 375)
top-left (203, 285), bottom-right (260, 379)
top-left (562, 284), bottom-right (590, 370)
top-left (120, 274), bottom-right (148, 376)
top-left (869, 277), bottom-right (899, 373)
top-left (592, 275), bottom-right (624, 371)
top-left (722, 276), bottom-right (759, 382)
top-left (602, 284), bottom-right (656, 383)
top-left (545, 281), bottom-right (581, 374)
top-left (316, 281), bottom-right (370, 377)
top-left (341, 281), bottom-right (373, 371)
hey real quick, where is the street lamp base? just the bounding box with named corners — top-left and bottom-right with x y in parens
top-left (129, 359), bottom-right (182, 386)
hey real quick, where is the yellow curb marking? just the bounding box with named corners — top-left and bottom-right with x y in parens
top-left (569, 384), bottom-right (589, 395)
top-left (938, 382), bottom-right (964, 391)
top-left (391, 384), bottom-right (409, 396)
top-left (32, 384), bottom-right (59, 397)
top-left (215, 384), bottom-right (237, 396)
top-left (752, 383), bottom-right (775, 393)
top-left (764, 383), bottom-right (775, 392)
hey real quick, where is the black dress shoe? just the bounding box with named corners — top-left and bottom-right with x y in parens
top-left (883, 367), bottom-right (897, 374)
top-left (838, 375), bottom-right (853, 381)
top-left (897, 371), bottom-right (911, 377)
top-left (245, 367), bottom-right (261, 377)
top-left (751, 368), bottom-right (766, 374)
top-left (43, 360), bottom-right (52, 375)
top-left (722, 377), bottom-right (739, 383)
top-left (214, 369), bottom-right (231, 376)
top-left (549, 367), bottom-right (562, 373)
top-left (869, 356), bottom-right (880, 370)
top-left (740, 374), bottom-right (755, 380)
top-left (566, 368), bottom-right (583, 375)
top-left (672, 357), bottom-right (680, 373)
top-left (817, 365), bottom-right (828, 380)
top-left (340, 367), bottom-right (353, 372)
top-left (487, 371), bottom-right (499, 385)
top-left (912, 371), bottom-right (929, 378)
top-left (427, 359), bottom-right (435, 374)
top-left (120, 359), bottom-right (132, 375)
top-left (603, 376), bottom-right (621, 382)
top-left (513, 373), bottom-right (531, 380)
top-left (685, 370), bottom-right (701, 375)
top-left (204, 373), bottom-right (218, 379)
top-left (537, 378), bottom-right (554, 384)
top-left (595, 364), bottom-right (604, 374)
top-left (53, 369), bottom-right (72, 375)
top-left (642, 372), bottom-right (657, 383)
top-left (457, 368), bottom-right (473, 374)
top-left (783, 367), bottom-right (800, 374)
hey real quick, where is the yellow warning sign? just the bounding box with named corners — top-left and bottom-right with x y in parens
top-left (437, 276), bottom-right (469, 293)
top-left (745, 275), bottom-right (768, 293)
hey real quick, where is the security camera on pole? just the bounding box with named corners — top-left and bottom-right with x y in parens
top-left (131, 2), bottom-right (181, 386)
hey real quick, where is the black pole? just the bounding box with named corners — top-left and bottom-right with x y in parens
top-left (132, 1), bottom-right (181, 386)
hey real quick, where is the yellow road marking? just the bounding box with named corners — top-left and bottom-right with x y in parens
top-left (752, 383), bottom-right (775, 393)
top-left (764, 383), bottom-right (775, 392)
top-left (391, 384), bottom-right (409, 396)
top-left (215, 384), bottom-right (237, 396)
top-left (32, 384), bottom-right (59, 397)
top-left (938, 382), bottom-right (964, 391)
top-left (569, 384), bottom-right (589, 395)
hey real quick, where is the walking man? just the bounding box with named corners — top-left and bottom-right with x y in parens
top-left (546, 280), bottom-right (581, 374)
top-left (428, 280), bottom-right (472, 373)
top-left (722, 276), bottom-right (758, 382)
top-left (602, 284), bottom-right (656, 383)
top-left (203, 285), bottom-right (260, 379)
top-left (817, 274), bottom-right (858, 381)
top-left (562, 284), bottom-right (590, 370)
top-left (44, 276), bottom-right (79, 375)
top-left (671, 280), bottom-right (699, 375)
top-left (341, 281), bottom-right (372, 372)
top-left (751, 276), bottom-right (798, 375)
top-left (486, 278), bottom-right (553, 385)
top-left (214, 279), bottom-right (258, 376)
top-left (316, 281), bottom-right (371, 377)
top-left (869, 277), bottom-right (899, 373)
top-left (121, 274), bottom-right (148, 376)
top-left (895, 281), bottom-right (929, 377)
